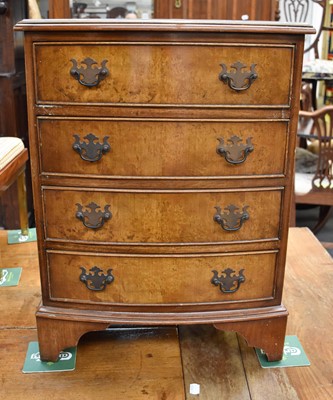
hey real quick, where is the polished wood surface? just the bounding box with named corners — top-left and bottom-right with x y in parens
top-left (16, 19), bottom-right (314, 33)
top-left (38, 118), bottom-right (288, 178)
top-left (47, 250), bottom-right (277, 305)
top-left (48, 0), bottom-right (71, 19)
top-left (0, 231), bottom-right (185, 399)
top-left (154, 0), bottom-right (280, 20)
top-left (235, 227), bottom-right (333, 400)
top-left (34, 41), bottom-right (292, 106)
top-left (0, 230), bottom-right (39, 328)
top-left (42, 188), bottom-right (282, 243)
top-left (0, 328), bottom-right (185, 400)
top-left (17, 20), bottom-right (311, 362)
top-left (0, 228), bottom-right (332, 399)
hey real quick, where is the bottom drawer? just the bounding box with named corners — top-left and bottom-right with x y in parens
top-left (46, 250), bottom-right (278, 306)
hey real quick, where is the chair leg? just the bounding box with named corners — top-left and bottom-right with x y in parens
top-left (312, 206), bottom-right (332, 234)
top-left (16, 169), bottom-right (29, 239)
top-left (289, 189), bottom-right (296, 227)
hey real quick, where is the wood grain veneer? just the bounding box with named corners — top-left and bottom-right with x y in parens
top-left (16, 19), bottom-right (314, 362)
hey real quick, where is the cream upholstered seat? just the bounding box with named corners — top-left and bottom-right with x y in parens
top-left (0, 137), bottom-right (29, 240)
top-left (0, 137), bottom-right (25, 169)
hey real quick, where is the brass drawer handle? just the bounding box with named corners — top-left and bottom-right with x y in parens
top-left (216, 135), bottom-right (254, 164)
top-left (70, 57), bottom-right (109, 87)
top-left (175, 0), bottom-right (181, 8)
top-left (75, 202), bottom-right (112, 229)
top-left (211, 268), bottom-right (245, 293)
top-left (72, 133), bottom-right (111, 162)
top-left (219, 61), bottom-right (258, 91)
top-left (213, 204), bottom-right (249, 231)
top-left (79, 266), bottom-right (114, 291)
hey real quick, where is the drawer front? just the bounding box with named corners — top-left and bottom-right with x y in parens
top-left (34, 43), bottom-right (293, 106)
top-left (38, 118), bottom-right (288, 178)
top-left (47, 250), bottom-right (277, 305)
top-left (43, 188), bottom-right (282, 244)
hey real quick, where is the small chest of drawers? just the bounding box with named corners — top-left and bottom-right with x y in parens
top-left (16, 19), bottom-right (314, 362)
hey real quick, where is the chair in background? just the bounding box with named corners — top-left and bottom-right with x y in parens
top-left (0, 137), bottom-right (29, 242)
top-left (294, 105), bottom-right (333, 249)
top-left (300, 81), bottom-right (315, 111)
top-left (282, 0), bottom-right (327, 57)
top-left (282, 0), bottom-right (333, 108)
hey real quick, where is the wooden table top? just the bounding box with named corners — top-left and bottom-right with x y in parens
top-left (0, 227), bottom-right (332, 399)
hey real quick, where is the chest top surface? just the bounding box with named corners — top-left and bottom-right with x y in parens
top-left (16, 18), bottom-right (315, 33)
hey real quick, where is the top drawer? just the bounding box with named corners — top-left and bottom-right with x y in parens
top-left (33, 42), bottom-right (294, 107)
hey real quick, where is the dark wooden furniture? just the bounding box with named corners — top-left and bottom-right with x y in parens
top-left (16, 19), bottom-right (313, 363)
top-left (154, 0), bottom-right (280, 20)
top-left (48, 0), bottom-right (71, 18)
top-left (46, 0), bottom-right (280, 20)
top-left (0, 0), bottom-right (32, 230)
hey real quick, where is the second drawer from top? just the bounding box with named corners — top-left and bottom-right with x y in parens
top-left (38, 118), bottom-right (289, 179)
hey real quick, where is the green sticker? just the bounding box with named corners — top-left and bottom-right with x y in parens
top-left (7, 228), bottom-right (37, 244)
top-left (256, 335), bottom-right (310, 368)
top-left (0, 267), bottom-right (22, 287)
top-left (22, 342), bottom-right (77, 373)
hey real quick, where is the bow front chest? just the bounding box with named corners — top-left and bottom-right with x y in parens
top-left (16, 19), bottom-right (313, 362)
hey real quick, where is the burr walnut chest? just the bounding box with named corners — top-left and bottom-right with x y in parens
top-left (16, 19), bottom-right (314, 362)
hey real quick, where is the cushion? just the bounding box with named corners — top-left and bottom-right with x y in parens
top-left (0, 137), bottom-right (25, 170)
top-left (302, 59), bottom-right (333, 79)
top-left (295, 147), bottom-right (318, 174)
top-left (295, 172), bottom-right (315, 195)
top-left (295, 172), bottom-right (333, 196)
